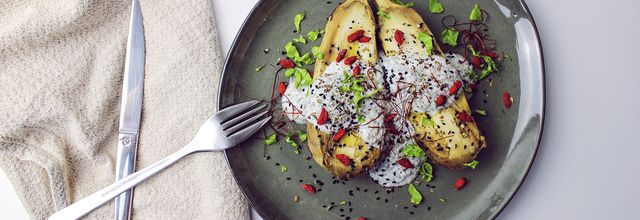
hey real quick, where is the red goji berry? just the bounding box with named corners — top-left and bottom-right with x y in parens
top-left (503, 92), bottom-right (512, 108)
top-left (301, 184), bottom-right (316, 193)
top-left (481, 50), bottom-right (498, 59)
top-left (352, 66), bottom-right (361, 76)
top-left (335, 153), bottom-right (351, 166)
top-left (471, 56), bottom-right (482, 68)
top-left (449, 80), bottom-right (462, 95)
top-left (336, 49), bottom-right (347, 62)
top-left (344, 56), bottom-right (358, 65)
top-left (278, 82), bottom-right (287, 95)
top-left (457, 111), bottom-right (473, 122)
top-left (332, 129), bottom-right (346, 142)
top-left (317, 107), bottom-right (329, 125)
top-left (435, 95), bottom-right (447, 106)
top-left (279, 59), bottom-right (295, 68)
top-left (357, 218), bottom-right (367, 220)
top-left (347, 30), bottom-right (365, 43)
top-left (396, 158), bottom-right (414, 169)
top-left (454, 177), bottom-right (466, 191)
top-left (394, 30), bottom-right (405, 46)
top-left (384, 113), bottom-right (397, 123)
top-left (358, 36), bottom-right (371, 43)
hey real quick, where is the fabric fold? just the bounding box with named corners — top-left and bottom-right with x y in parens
top-left (0, 0), bottom-right (248, 219)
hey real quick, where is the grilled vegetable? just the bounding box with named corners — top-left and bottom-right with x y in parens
top-left (307, 0), bottom-right (381, 179)
top-left (375, 0), bottom-right (486, 168)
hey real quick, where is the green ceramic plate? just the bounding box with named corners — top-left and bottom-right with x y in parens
top-left (218, 0), bottom-right (544, 219)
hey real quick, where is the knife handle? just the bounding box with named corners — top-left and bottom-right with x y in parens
top-left (115, 132), bottom-right (139, 220)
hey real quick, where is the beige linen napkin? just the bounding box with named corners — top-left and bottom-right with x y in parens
top-left (0, 0), bottom-right (248, 219)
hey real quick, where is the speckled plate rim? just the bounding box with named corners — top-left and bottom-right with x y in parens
top-left (216, 0), bottom-right (545, 219)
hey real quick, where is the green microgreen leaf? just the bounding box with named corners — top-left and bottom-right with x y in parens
top-left (265, 133), bottom-right (277, 145)
top-left (408, 183), bottom-right (423, 205)
top-left (474, 109), bottom-right (487, 116)
top-left (462, 160), bottom-right (480, 169)
top-left (417, 32), bottom-right (433, 55)
top-left (440, 28), bottom-right (459, 46)
top-left (285, 68), bottom-right (296, 77)
top-left (311, 46), bottom-right (324, 59)
top-left (428, 0), bottom-right (444, 14)
top-left (294, 12), bottom-right (305, 33)
top-left (470, 4), bottom-right (482, 21)
top-left (297, 131), bottom-right (307, 142)
top-left (285, 133), bottom-right (299, 154)
top-left (421, 115), bottom-right (435, 127)
top-left (293, 68), bottom-right (313, 88)
top-left (285, 42), bottom-right (300, 59)
top-left (307, 29), bottom-right (325, 41)
top-left (377, 10), bottom-right (391, 19)
top-left (281, 165), bottom-right (288, 172)
top-left (391, 0), bottom-right (415, 7)
top-left (255, 64), bottom-right (265, 72)
top-left (402, 144), bottom-right (425, 158)
top-left (418, 162), bottom-right (433, 182)
top-left (297, 53), bottom-right (314, 65)
top-left (293, 35), bottom-right (307, 44)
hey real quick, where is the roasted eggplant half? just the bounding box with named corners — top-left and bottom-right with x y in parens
top-left (306, 0), bottom-right (381, 179)
top-left (375, 0), bottom-right (486, 168)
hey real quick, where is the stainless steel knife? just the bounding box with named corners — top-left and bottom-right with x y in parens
top-left (115, 0), bottom-right (145, 219)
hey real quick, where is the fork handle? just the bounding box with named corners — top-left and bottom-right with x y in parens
top-left (48, 146), bottom-right (195, 220)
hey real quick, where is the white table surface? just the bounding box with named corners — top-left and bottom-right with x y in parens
top-left (2, 0), bottom-right (639, 219)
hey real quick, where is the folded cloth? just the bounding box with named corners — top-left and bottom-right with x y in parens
top-left (0, 0), bottom-right (248, 219)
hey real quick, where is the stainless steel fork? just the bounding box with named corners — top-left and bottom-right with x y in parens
top-left (48, 100), bottom-right (271, 220)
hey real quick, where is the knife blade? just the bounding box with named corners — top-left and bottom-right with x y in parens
top-left (115, 0), bottom-right (145, 219)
